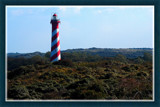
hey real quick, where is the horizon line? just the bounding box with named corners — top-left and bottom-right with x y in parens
top-left (7, 47), bottom-right (153, 54)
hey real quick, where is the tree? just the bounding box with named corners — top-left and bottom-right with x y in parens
top-left (143, 52), bottom-right (152, 62)
top-left (115, 54), bottom-right (128, 63)
top-left (44, 51), bottom-right (51, 58)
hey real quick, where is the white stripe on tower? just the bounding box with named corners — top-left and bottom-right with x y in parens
top-left (50, 45), bottom-right (60, 57)
top-left (51, 36), bottom-right (60, 47)
top-left (52, 29), bottom-right (59, 37)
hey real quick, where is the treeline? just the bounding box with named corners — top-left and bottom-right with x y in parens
top-left (7, 51), bottom-right (153, 100)
top-left (8, 48), bottom-right (153, 59)
top-left (8, 51), bottom-right (152, 71)
top-left (63, 48), bottom-right (153, 58)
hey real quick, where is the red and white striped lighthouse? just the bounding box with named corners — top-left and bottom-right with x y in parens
top-left (50, 13), bottom-right (61, 62)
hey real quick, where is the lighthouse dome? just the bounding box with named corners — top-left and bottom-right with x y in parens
top-left (53, 14), bottom-right (57, 16)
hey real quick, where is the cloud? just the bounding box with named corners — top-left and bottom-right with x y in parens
top-left (10, 9), bottom-right (34, 16)
top-left (58, 7), bottom-right (67, 12)
top-left (58, 6), bottom-right (83, 14)
top-left (9, 7), bottom-right (49, 17)
top-left (97, 10), bottom-right (102, 14)
top-left (94, 6), bottom-right (153, 14)
top-left (95, 8), bottom-right (115, 14)
top-left (105, 8), bottom-right (114, 12)
top-left (11, 10), bottom-right (24, 16)
top-left (73, 7), bottom-right (83, 13)
top-left (117, 6), bottom-right (154, 10)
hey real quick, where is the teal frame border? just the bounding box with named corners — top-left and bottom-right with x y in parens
top-left (0, 0), bottom-right (159, 107)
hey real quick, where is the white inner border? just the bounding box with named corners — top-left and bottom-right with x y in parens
top-left (5, 5), bottom-right (155, 102)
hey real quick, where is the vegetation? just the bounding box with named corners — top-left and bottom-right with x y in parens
top-left (7, 48), bottom-right (153, 100)
top-left (8, 48), bottom-right (152, 59)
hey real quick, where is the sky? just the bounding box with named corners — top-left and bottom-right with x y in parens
top-left (7, 6), bottom-right (154, 53)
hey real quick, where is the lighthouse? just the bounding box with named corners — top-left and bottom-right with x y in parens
top-left (50, 13), bottom-right (61, 62)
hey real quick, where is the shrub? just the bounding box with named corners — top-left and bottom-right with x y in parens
top-left (42, 92), bottom-right (61, 99)
top-left (137, 72), bottom-right (148, 77)
top-left (8, 65), bottom-right (36, 79)
top-left (121, 66), bottom-right (131, 72)
top-left (53, 59), bottom-right (73, 67)
top-left (70, 88), bottom-right (105, 99)
top-left (8, 85), bottom-right (30, 99)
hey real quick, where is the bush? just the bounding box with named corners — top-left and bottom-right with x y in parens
top-left (28, 81), bottom-right (59, 94)
top-left (121, 66), bottom-right (131, 72)
top-left (7, 51), bottom-right (153, 100)
top-left (53, 59), bottom-right (73, 67)
top-left (8, 85), bottom-right (30, 99)
top-left (70, 88), bottom-right (105, 99)
top-left (137, 72), bottom-right (148, 77)
top-left (8, 65), bottom-right (36, 79)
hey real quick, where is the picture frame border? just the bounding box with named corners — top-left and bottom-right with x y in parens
top-left (0, 0), bottom-right (159, 106)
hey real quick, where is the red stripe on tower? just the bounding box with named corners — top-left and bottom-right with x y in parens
top-left (50, 13), bottom-right (61, 62)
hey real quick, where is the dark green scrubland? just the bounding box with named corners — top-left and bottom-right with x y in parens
top-left (7, 48), bottom-right (153, 100)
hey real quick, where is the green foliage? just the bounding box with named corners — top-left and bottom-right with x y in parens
top-left (44, 51), bottom-right (51, 58)
top-left (53, 59), bottom-right (73, 67)
top-left (142, 52), bottom-right (152, 62)
top-left (134, 57), bottom-right (144, 64)
top-left (7, 51), bottom-right (153, 100)
top-left (8, 85), bottom-right (30, 99)
top-left (70, 88), bottom-right (105, 99)
top-left (8, 65), bottom-right (36, 79)
top-left (114, 54), bottom-right (128, 63)
top-left (62, 52), bottom-right (103, 62)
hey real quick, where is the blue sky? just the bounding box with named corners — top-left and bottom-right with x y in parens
top-left (7, 6), bottom-right (154, 53)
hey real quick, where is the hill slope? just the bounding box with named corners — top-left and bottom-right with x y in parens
top-left (8, 48), bottom-right (153, 59)
top-left (7, 48), bottom-right (153, 100)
